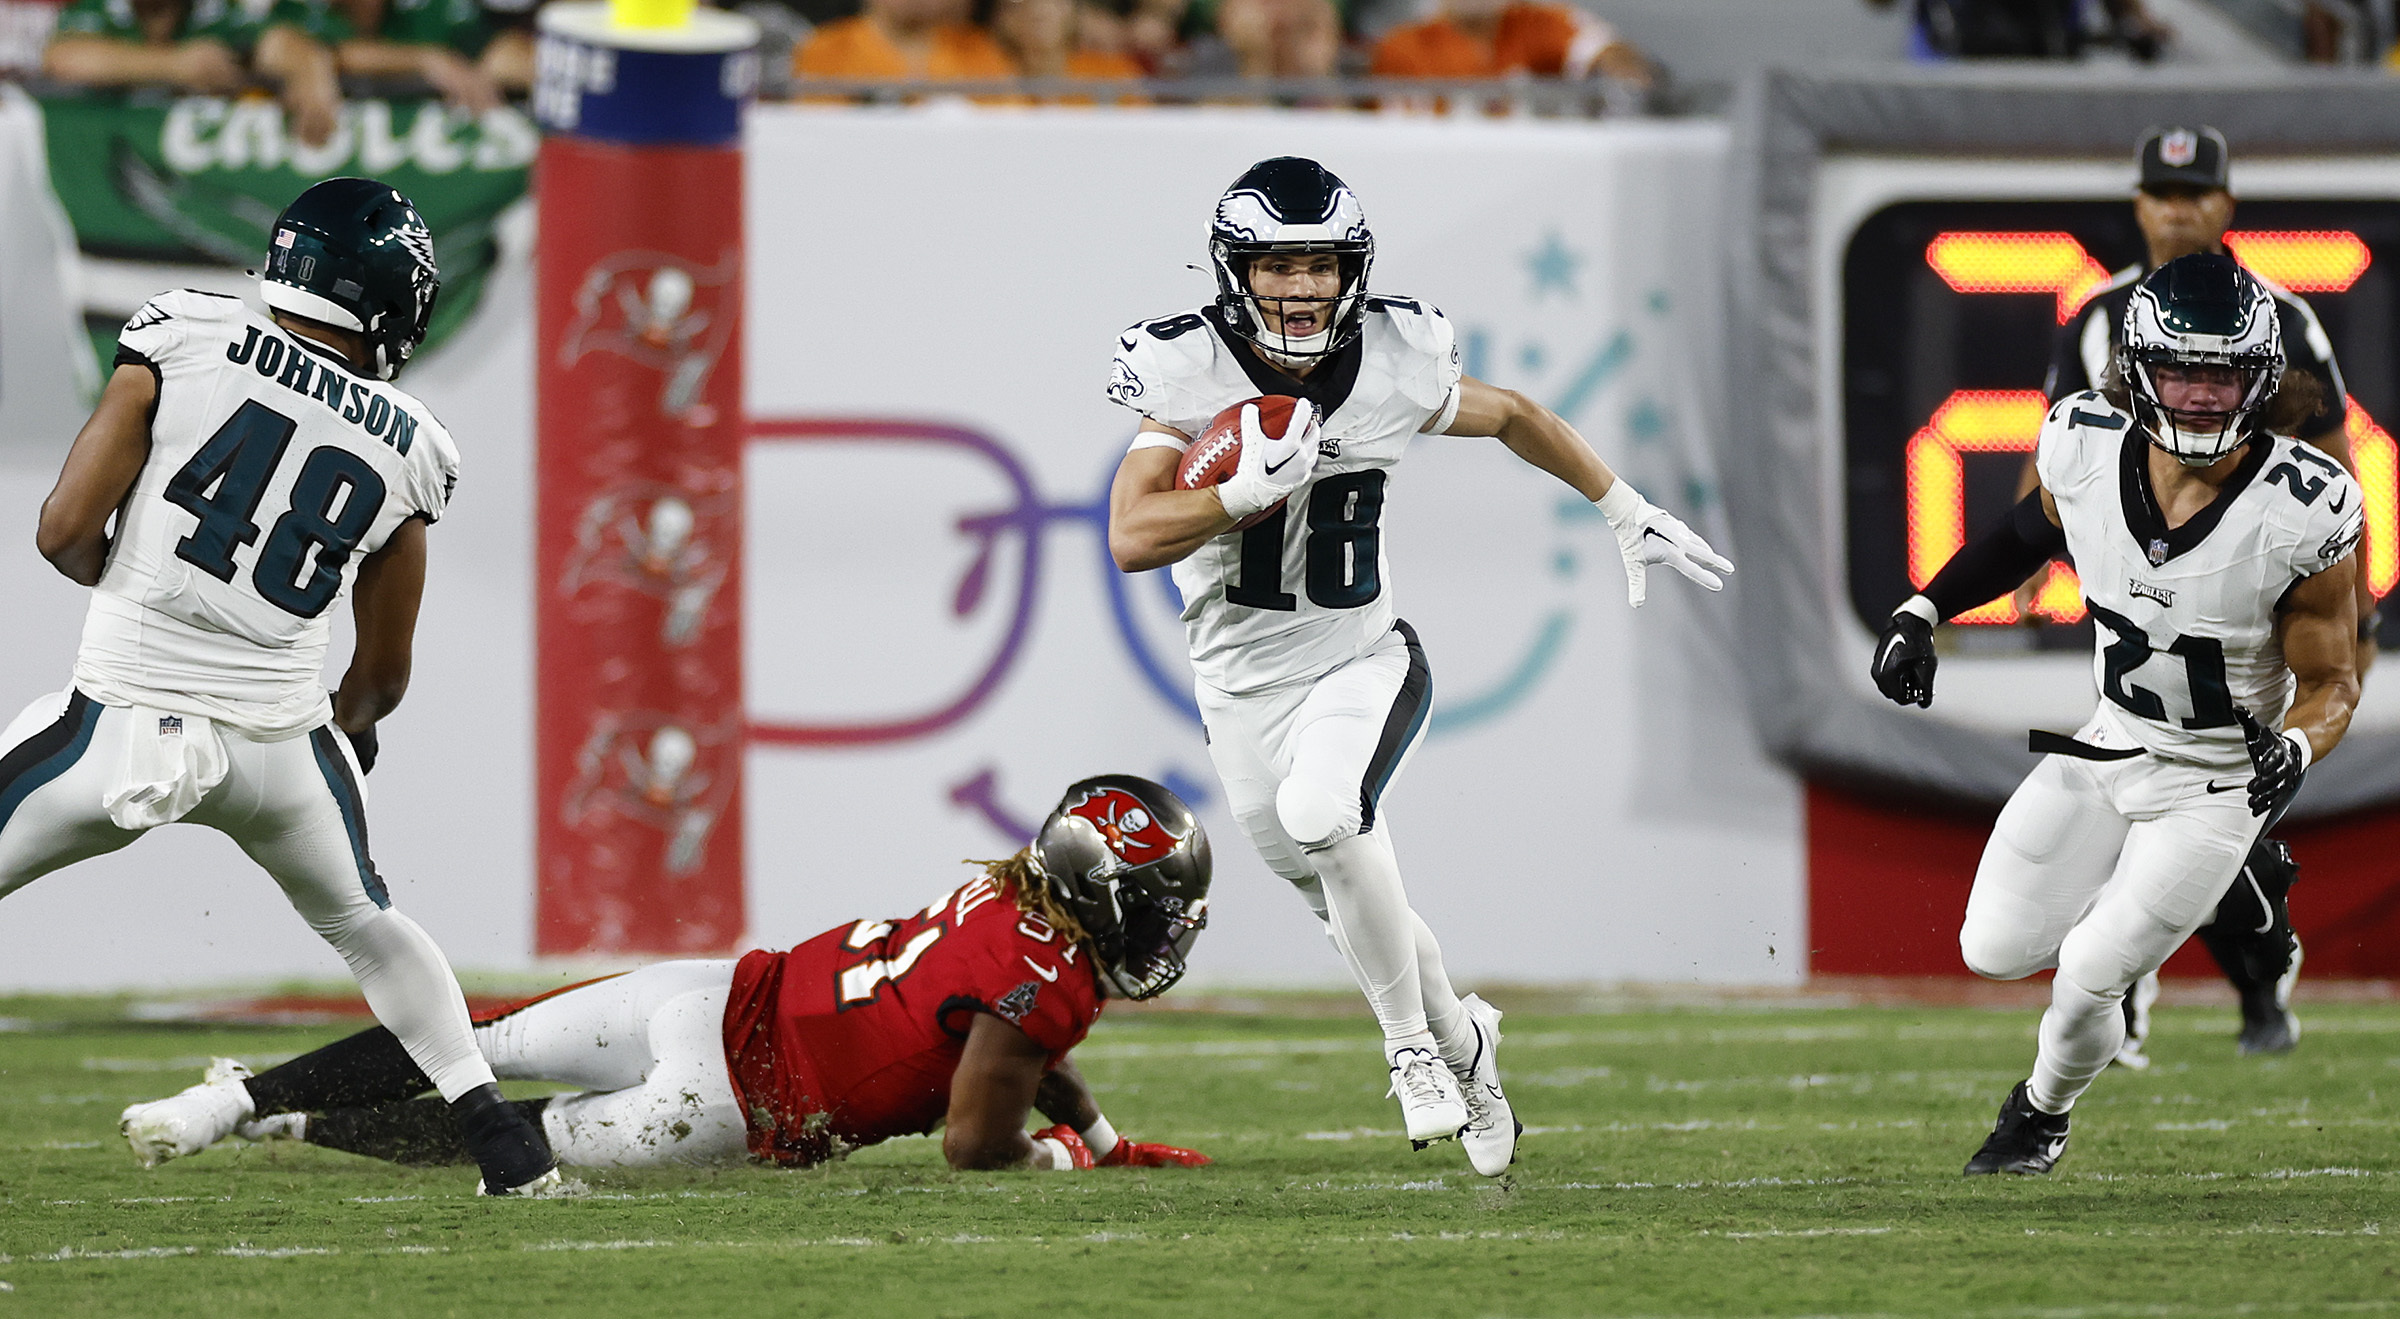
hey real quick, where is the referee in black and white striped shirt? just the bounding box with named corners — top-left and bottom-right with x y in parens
top-left (2038, 125), bottom-right (2370, 1065)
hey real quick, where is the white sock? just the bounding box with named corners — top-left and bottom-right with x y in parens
top-left (329, 908), bottom-right (499, 1102)
top-left (1312, 831), bottom-right (1431, 1045)
top-left (2028, 973), bottom-right (2124, 1114)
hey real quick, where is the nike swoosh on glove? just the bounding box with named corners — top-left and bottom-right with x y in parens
top-left (1098, 1137), bottom-right (1211, 1168)
top-left (2234, 707), bottom-right (2309, 820)
top-left (1214, 399), bottom-right (1320, 522)
top-left (1871, 609), bottom-right (1938, 708)
top-left (1594, 481), bottom-right (1733, 607)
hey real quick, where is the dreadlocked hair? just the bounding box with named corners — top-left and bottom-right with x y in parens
top-left (969, 848), bottom-right (1092, 945)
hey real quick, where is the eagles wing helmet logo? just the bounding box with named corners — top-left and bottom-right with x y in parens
top-left (1066, 787), bottom-right (1187, 866)
top-left (2161, 129), bottom-right (2198, 167)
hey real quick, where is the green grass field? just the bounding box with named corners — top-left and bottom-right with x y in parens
top-left (1, 992), bottom-right (2395, 1318)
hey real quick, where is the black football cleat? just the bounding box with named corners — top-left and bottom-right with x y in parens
top-left (1964, 1082), bottom-right (2070, 1176)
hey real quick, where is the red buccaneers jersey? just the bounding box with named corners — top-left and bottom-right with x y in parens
top-left (721, 875), bottom-right (1106, 1166)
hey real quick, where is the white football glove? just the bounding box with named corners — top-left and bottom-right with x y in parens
top-left (1595, 479), bottom-right (1734, 607)
top-left (1214, 399), bottom-right (1320, 522)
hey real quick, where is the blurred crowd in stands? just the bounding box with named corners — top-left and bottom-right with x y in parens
top-left (1, 0), bottom-right (2398, 123)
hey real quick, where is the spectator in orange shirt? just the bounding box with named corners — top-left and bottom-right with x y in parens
top-left (1371, 0), bottom-right (1648, 84)
top-left (993, 0), bottom-right (1144, 82)
top-left (1214, 0), bottom-right (1337, 77)
top-left (794, 0), bottom-right (1015, 81)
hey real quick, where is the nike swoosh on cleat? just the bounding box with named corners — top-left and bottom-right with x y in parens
top-left (2204, 779), bottom-right (2246, 794)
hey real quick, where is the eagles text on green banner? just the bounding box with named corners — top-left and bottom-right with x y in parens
top-left (39, 92), bottom-right (532, 362)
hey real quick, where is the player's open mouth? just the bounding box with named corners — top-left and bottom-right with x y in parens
top-left (1281, 311), bottom-right (1320, 335)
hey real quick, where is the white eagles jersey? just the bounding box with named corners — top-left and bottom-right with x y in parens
top-left (1109, 298), bottom-right (1462, 695)
top-left (75, 289), bottom-right (462, 740)
top-left (2037, 392), bottom-right (2362, 768)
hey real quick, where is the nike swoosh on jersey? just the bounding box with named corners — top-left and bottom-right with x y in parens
top-left (2204, 778), bottom-right (2247, 794)
top-left (2330, 488), bottom-right (2350, 514)
top-left (1022, 956), bottom-right (1059, 982)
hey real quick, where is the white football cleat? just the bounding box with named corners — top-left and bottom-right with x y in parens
top-left (1450, 995), bottom-right (1519, 1177)
top-left (478, 1167), bottom-right (589, 1199)
top-left (120, 1057), bottom-right (255, 1168)
top-left (1387, 1046), bottom-right (1469, 1147)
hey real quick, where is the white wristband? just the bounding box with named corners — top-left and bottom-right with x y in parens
top-left (1594, 478), bottom-right (1647, 531)
top-left (1078, 1114), bottom-right (1119, 1163)
top-left (2283, 727), bottom-right (2314, 772)
top-left (1895, 595), bottom-right (1939, 626)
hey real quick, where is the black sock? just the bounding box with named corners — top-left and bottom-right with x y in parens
top-left (450, 1083), bottom-right (557, 1190)
top-left (243, 1027), bottom-right (434, 1117)
top-left (306, 1097), bottom-right (552, 1168)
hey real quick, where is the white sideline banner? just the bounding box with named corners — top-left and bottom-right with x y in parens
top-left (0, 106), bottom-right (1801, 989)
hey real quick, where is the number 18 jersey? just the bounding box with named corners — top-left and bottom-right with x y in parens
top-left (2037, 393), bottom-right (2362, 768)
top-left (75, 290), bottom-right (461, 741)
top-left (1109, 301), bottom-right (1462, 696)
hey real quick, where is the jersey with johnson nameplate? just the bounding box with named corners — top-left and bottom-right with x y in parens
top-left (80, 289), bottom-right (461, 742)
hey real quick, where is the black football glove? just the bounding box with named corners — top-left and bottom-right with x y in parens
top-left (344, 724), bottom-right (380, 775)
top-left (1871, 607), bottom-right (1937, 708)
top-left (2233, 707), bottom-right (2304, 820)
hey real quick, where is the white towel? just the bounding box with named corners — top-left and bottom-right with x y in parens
top-left (103, 707), bottom-right (229, 830)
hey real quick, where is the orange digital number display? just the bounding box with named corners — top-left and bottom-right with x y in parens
top-left (1906, 230), bottom-right (2392, 625)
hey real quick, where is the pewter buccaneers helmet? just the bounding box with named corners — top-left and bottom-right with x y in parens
top-left (2118, 253), bottom-right (2286, 466)
top-left (1031, 776), bottom-right (1212, 1000)
top-left (1209, 156), bottom-right (1375, 365)
top-left (260, 177), bottom-right (442, 382)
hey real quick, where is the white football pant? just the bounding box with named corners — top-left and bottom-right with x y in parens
top-left (0, 690), bottom-right (496, 1102)
top-left (1199, 622), bottom-right (1472, 1062)
top-left (474, 959), bottom-right (746, 1167)
top-left (1960, 746), bottom-right (2263, 1113)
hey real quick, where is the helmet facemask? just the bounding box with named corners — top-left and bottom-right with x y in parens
top-left (2117, 253), bottom-right (2285, 468)
top-left (1210, 238), bottom-right (1373, 369)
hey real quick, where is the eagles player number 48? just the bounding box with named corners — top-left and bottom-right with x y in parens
top-left (167, 400), bottom-right (389, 619)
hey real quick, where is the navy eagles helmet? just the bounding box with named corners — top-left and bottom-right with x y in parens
top-left (1030, 775), bottom-right (1211, 1000)
top-left (1208, 156), bottom-right (1374, 366)
top-left (259, 177), bottom-right (441, 382)
top-left (2117, 252), bottom-right (2285, 467)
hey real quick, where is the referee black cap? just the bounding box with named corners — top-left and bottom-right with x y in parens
top-left (2138, 126), bottom-right (2230, 193)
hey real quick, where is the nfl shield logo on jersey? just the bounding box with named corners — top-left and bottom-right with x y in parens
top-left (2148, 538), bottom-right (2170, 566)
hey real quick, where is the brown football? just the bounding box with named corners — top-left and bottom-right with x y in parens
top-left (1177, 395), bottom-right (1302, 531)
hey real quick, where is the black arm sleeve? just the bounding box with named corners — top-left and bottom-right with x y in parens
top-left (1921, 489), bottom-right (2068, 622)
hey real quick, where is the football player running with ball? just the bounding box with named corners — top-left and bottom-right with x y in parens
top-left (20, 178), bottom-right (560, 1195)
top-left (121, 777), bottom-right (1214, 1175)
top-left (1105, 157), bottom-right (1732, 1175)
top-left (1871, 255), bottom-right (2361, 1175)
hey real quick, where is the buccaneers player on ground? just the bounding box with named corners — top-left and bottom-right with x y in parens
top-left (118, 777), bottom-right (1215, 1175)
